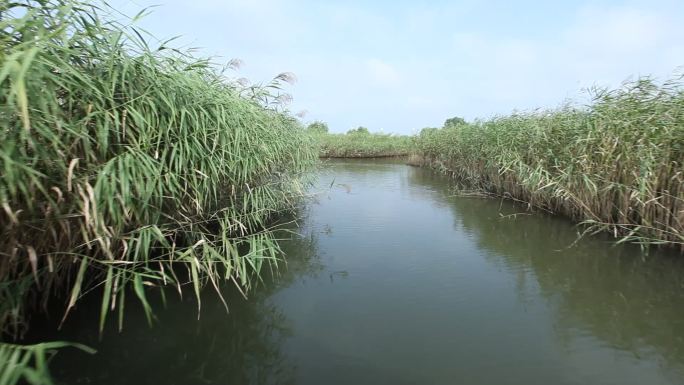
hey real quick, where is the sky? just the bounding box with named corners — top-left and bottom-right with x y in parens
top-left (114, 0), bottom-right (684, 134)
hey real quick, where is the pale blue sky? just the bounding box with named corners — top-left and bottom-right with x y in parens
top-left (115, 0), bottom-right (684, 134)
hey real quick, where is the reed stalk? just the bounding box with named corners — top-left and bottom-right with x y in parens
top-left (0, 2), bottom-right (316, 383)
top-left (414, 77), bottom-right (684, 250)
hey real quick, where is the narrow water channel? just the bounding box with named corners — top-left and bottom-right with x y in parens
top-left (38, 160), bottom-right (684, 385)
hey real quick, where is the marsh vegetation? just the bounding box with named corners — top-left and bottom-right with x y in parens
top-left (1, 0), bottom-right (683, 384)
top-left (412, 78), bottom-right (684, 249)
top-left (311, 123), bottom-right (412, 158)
top-left (0, 1), bottom-right (314, 383)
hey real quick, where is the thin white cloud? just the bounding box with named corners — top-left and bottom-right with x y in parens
top-left (445, 4), bottom-right (684, 113)
top-left (566, 6), bottom-right (670, 54)
top-left (110, 0), bottom-right (684, 133)
top-left (366, 59), bottom-right (401, 87)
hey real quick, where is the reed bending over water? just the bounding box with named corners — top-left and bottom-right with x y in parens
top-left (414, 77), bottom-right (684, 250)
top-left (0, 1), bottom-right (316, 377)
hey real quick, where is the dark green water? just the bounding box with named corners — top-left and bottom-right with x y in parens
top-left (36, 160), bottom-right (684, 385)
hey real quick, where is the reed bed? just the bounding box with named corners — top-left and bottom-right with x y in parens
top-left (414, 77), bottom-right (684, 250)
top-left (318, 130), bottom-right (412, 158)
top-left (0, 1), bottom-right (316, 382)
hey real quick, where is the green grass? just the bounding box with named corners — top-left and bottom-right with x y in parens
top-left (0, 342), bottom-right (95, 385)
top-left (0, 1), bottom-right (316, 383)
top-left (413, 77), bottom-right (684, 250)
top-left (317, 130), bottom-right (412, 158)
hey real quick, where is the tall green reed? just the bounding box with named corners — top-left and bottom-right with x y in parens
top-left (414, 77), bottom-right (684, 250)
top-left (0, 0), bottom-right (315, 350)
top-left (317, 129), bottom-right (412, 158)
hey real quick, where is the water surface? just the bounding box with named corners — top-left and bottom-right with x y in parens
top-left (40, 160), bottom-right (684, 385)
